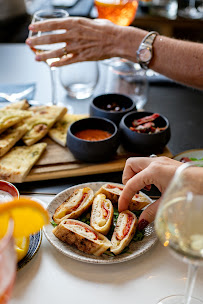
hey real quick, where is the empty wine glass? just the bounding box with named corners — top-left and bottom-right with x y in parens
top-left (29, 9), bottom-right (70, 106)
top-left (178, 0), bottom-right (202, 19)
top-left (155, 161), bottom-right (203, 304)
top-left (0, 220), bottom-right (16, 304)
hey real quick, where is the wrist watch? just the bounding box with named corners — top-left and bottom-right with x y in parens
top-left (136, 31), bottom-right (159, 70)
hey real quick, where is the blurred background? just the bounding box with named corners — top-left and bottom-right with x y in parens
top-left (0, 0), bottom-right (202, 43)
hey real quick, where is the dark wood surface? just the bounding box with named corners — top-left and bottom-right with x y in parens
top-left (0, 44), bottom-right (202, 194)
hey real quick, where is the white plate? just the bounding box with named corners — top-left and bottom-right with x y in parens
top-left (173, 149), bottom-right (203, 162)
top-left (43, 182), bottom-right (158, 264)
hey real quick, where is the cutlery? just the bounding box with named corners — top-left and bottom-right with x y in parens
top-left (0, 86), bottom-right (35, 103)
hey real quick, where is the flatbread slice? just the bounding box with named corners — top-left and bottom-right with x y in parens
top-left (0, 109), bottom-right (32, 134)
top-left (23, 105), bottom-right (67, 146)
top-left (4, 99), bottom-right (30, 110)
top-left (48, 113), bottom-right (88, 147)
top-left (0, 142), bottom-right (47, 183)
top-left (0, 122), bottom-right (28, 157)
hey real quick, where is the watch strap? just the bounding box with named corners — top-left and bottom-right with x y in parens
top-left (136, 31), bottom-right (158, 70)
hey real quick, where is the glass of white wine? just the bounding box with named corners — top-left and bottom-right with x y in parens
top-left (155, 161), bottom-right (203, 304)
top-left (29, 8), bottom-right (69, 106)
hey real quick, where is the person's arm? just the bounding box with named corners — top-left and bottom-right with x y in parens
top-left (26, 17), bottom-right (203, 89)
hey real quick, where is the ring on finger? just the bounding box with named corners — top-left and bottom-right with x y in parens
top-left (62, 46), bottom-right (68, 56)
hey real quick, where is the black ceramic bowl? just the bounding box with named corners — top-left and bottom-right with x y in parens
top-left (119, 111), bottom-right (171, 154)
top-left (67, 117), bottom-right (120, 162)
top-left (90, 93), bottom-right (137, 125)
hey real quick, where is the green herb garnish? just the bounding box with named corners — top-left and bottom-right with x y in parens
top-left (133, 230), bottom-right (145, 242)
top-left (51, 220), bottom-right (58, 227)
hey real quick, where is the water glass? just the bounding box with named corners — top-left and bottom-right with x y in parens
top-left (59, 61), bottom-right (99, 99)
top-left (100, 62), bottom-right (148, 110)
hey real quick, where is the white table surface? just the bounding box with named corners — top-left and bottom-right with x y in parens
top-left (10, 195), bottom-right (203, 304)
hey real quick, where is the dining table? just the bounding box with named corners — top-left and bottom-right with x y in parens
top-left (0, 43), bottom-right (203, 304)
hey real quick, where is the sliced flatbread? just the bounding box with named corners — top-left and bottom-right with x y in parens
top-left (0, 122), bottom-right (28, 157)
top-left (0, 109), bottom-right (32, 134)
top-left (23, 106), bottom-right (67, 146)
top-left (0, 142), bottom-right (47, 183)
top-left (48, 113), bottom-right (88, 147)
top-left (4, 99), bottom-right (30, 110)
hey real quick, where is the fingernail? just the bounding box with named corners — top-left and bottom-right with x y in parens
top-left (29, 25), bottom-right (35, 30)
top-left (137, 219), bottom-right (149, 231)
top-left (26, 39), bottom-right (32, 45)
top-left (35, 55), bottom-right (41, 61)
top-left (51, 63), bottom-right (56, 67)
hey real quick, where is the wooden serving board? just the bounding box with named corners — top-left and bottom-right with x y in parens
top-left (25, 137), bottom-right (172, 182)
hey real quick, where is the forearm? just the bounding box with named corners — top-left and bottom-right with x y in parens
top-left (116, 26), bottom-right (203, 90)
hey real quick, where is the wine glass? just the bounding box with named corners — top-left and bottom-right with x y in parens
top-left (94, 0), bottom-right (139, 75)
top-left (178, 0), bottom-right (202, 19)
top-left (155, 161), bottom-right (203, 304)
top-left (0, 220), bottom-right (16, 304)
top-left (29, 9), bottom-right (71, 107)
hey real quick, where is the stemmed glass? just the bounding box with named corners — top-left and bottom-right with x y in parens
top-left (0, 220), bottom-right (16, 304)
top-left (178, 0), bottom-right (202, 19)
top-left (29, 9), bottom-right (70, 106)
top-left (94, 0), bottom-right (139, 74)
top-left (155, 161), bottom-right (203, 304)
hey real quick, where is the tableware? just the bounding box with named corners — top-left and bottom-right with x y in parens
top-left (43, 182), bottom-right (157, 264)
top-left (119, 111), bottom-right (171, 154)
top-left (60, 61), bottom-right (99, 99)
top-left (178, 0), bottom-right (202, 19)
top-left (90, 93), bottom-right (136, 125)
top-left (66, 117), bottom-right (120, 162)
top-left (0, 220), bottom-right (16, 304)
top-left (101, 63), bottom-right (149, 110)
top-left (0, 86), bottom-right (35, 103)
top-left (155, 162), bottom-right (203, 304)
top-left (17, 231), bottom-right (42, 270)
top-left (28, 9), bottom-right (71, 108)
top-left (173, 149), bottom-right (203, 162)
top-left (149, 0), bottom-right (178, 19)
top-left (0, 180), bottom-right (19, 202)
top-left (94, 0), bottom-right (139, 75)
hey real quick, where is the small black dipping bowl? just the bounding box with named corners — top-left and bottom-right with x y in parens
top-left (90, 93), bottom-right (137, 125)
top-left (67, 117), bottom-right (120, 162)
top-left (119, 111), bottom-right (171, 154)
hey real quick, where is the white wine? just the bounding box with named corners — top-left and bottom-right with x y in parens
top-left (31, 42), bottom-right (66, 66)
top-left (155, 195), bottom-right (203, 262)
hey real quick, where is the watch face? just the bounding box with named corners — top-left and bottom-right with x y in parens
top-left (139, 48), bottom-right (152, 63)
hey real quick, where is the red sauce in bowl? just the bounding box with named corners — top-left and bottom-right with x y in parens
top-left (74, 129), bottom-right (112, 141)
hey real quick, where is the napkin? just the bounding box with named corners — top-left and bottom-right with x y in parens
top-left (0, 83), bottom-right (36, 103)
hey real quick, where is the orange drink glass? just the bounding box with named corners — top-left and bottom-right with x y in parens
top-left (0, 221), bottom-right (16, 304)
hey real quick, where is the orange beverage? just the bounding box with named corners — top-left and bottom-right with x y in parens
top-left (94, 0), bottom-right (138, 26)
top-left (0, 222), bottom-right (16, 304)
top-left (0, 275), bottom-right (15, 304)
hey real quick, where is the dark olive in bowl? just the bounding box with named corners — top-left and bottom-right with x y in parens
top-left (67, 117), bottom-right (120, 162)
top-left (90, 93), bottom-right (137, 125)
top-left (119, 111), bottom-right (171, 154)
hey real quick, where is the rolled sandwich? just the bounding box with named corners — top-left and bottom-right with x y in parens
top-left (90, 194), bottom-right (113, 235)
top-left (53, 219), bottom-right (112, 256)
top-left (53, 187), bottom-right (94, 224)
top-left (96, 183), bottom-right (151, 211)
top-left (111, 210), bottom-right (137, 255)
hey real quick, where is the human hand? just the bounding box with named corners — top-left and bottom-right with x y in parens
top-left (26, 17), bottom-right (122, 67)
top-left (118, 156), bottom-right (182, 230)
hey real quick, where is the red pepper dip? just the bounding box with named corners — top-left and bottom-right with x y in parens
top-left (74, 129), bottom-right (112, 141)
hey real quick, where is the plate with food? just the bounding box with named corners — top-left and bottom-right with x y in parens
top-left (44, 182), bottom-right (158, 264)
top-left (173, 149), bottom-right (203, 163)
top-left (17, 231), bottom-right (42, 270)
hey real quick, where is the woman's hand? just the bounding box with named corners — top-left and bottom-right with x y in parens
top-left (26, 17), bottom-right (122, 67)
top-left (118, 156), bottom-right (182, 230)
